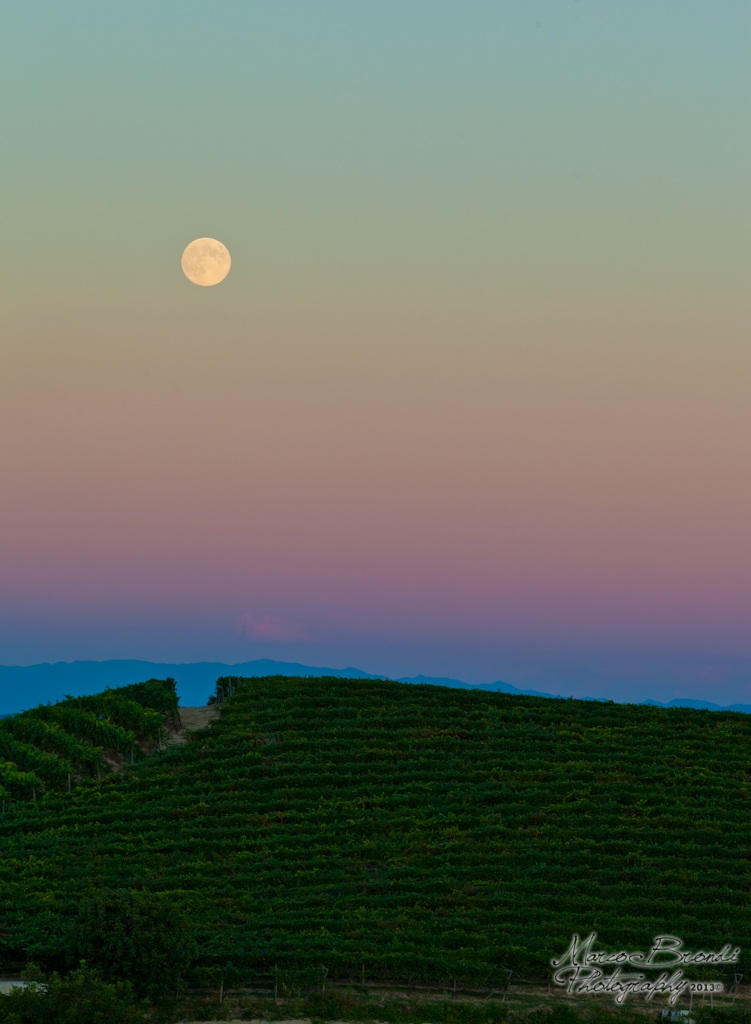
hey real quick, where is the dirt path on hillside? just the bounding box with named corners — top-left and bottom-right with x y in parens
top-left (165, 705), bottom-right (220, 746)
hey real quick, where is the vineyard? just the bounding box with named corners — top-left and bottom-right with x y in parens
top-left (0, 674), bottom-right (750, 991)
top-left (0, 678), bottom-right (179, 805)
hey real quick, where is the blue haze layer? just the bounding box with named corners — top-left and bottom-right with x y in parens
top-left (1, 660), bottom-right (750, 717)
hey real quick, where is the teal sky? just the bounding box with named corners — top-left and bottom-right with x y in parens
top-left (1, 2), bottom-right (749, 702)
top-left (3, 1), bottom-right (748, 314)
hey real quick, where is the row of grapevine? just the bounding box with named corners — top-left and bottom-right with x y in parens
top-left (0, 715), bottom-right (104, 775)
top-left (0, 760), bottom-right (43, 803)
top-left (26, 705), bottom-right (139, 759)
top-left (0, 678), bottom-right (178, 805)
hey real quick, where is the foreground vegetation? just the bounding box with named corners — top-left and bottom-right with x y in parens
top-left (0, 674), bottom-right (750, 1006)
top-left (0, 964), bottom-right (150, 1024)
top-left (4, 978), bottom-right (751, 1024)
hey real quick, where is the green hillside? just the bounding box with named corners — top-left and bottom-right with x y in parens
top-left (0, 678), bottom-right (179, 805)
top-left (0, 675), bottom-right (749, 987)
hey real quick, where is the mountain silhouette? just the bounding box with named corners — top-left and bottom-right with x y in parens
top-left (1, 658), bottom-right (750, 717)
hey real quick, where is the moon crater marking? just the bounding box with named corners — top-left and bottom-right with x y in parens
top-left (181, 238), bottom-right (231, 286)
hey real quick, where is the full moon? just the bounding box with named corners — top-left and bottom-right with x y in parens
top-left (181, 238), bottom-right (231, 286)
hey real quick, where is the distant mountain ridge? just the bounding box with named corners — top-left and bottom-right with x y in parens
top-left (1, 658), bottom-right (751, 717)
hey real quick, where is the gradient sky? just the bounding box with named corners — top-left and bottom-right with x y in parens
top-left (1, 1), bottom-right (749, 702)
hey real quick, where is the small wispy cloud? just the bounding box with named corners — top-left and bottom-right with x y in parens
top-left (237, 612), bottom-right (306, 642)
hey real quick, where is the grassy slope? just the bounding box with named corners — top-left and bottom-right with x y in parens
top-left (0, 675), bottom-right (749, 984)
